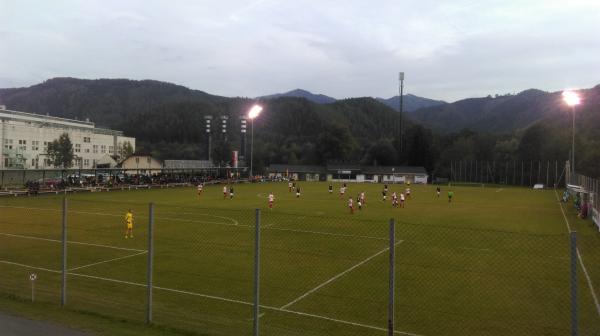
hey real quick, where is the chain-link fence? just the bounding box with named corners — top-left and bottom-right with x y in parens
top-left (449, 160), bottom-right (565, 187)
top-left (0, 198), bottom-right (599, 335)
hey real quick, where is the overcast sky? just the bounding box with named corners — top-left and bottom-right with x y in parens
top-left (1, 0), bottom-right (599, 102)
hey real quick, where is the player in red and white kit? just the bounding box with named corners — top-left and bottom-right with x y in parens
top-left (197, 183), bottom-right (203, 198)
top-left (223, 185), bottom-right (228, 198)
top-left (348, 197), bottom-right (354, 214)
top-left (288, 181), bottom-right (293, 192)
top-left (340, 186), bottom-right (346, 199)
top-left (400, 192), bottom-right (405, 208)
top-left (392, 192), bottom-right (398, 207)
top-left (406, 187), bottom-right (411, 199)
top-left (360, 191), bottom-right (366, 205)
top-left (268, 192), bottom-right (274, 209)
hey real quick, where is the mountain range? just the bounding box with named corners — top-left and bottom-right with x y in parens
top-left (1, 77), bottom-right (599, 177)
top-left (258, 88), bottom-right (446, 112)
top-left (410, 86), bottom-right (600, 134)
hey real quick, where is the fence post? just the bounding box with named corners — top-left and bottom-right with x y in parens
top-left (570, 231), bottom-right (578, 336)
top-left (253, 209), bottom-right (261, 336)
top-left (388, 218), bottom-right (395, 336)
top-left (61, 197), bottom-right (67, 306)
top-left (146, 202), bottom-right (155, 324)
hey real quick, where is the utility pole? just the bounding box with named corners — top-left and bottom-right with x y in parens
top-left (399, 72), bottom-right (404, 153)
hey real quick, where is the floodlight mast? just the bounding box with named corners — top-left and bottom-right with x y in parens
top-left (562, 90), bottom-right (580, 179)
top-left (399, 72), bottom-right (404, 153)
top-left (248, 105), bottom-right (263, 179)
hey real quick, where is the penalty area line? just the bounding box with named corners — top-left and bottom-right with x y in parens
top-left (0, 232), bottom-right (146, 253)
top-left (68, 251), bottom-right (148, 271)
top-left (280, 240), bottom-right (404, 310)
top-left (0, 258), bottom-right (423, 336)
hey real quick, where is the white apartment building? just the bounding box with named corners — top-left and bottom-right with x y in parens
top-left (0, 106), bottom-right (135, 169)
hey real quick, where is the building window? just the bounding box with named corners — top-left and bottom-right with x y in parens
top-left (101, 145), bottom-right (106, 153)
top-left (85, 148), bottom-right (90, 153)
top-left (31, 141), bottom-right (39, 151)
top-left (93, 145), bottom-right (98, 154)
top-left (108, 146), bottom-right (114, 154)
top-left (75, 144), bottom-right (81, 153)
top-left (84, 159), bottom-right (90, 166)
top-left (83, 137), bottom-right (91, 143)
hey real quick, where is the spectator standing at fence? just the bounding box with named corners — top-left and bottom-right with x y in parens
top-left (448, 190), bottom-right (454, 203)
top-left (124, 209), bottom-right (134, 239)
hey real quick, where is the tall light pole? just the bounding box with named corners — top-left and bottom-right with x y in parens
top-left (562, 90), bottom-right (580, 180)
top-left (248, 105), bottom-right (263, 179)
top-left (399, 72), bottom-right (404, 153)
top-left (204, 115), bottom-right (213, 161)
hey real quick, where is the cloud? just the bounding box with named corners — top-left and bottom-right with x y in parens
top-left (0, 0), bottom-right (599, 101)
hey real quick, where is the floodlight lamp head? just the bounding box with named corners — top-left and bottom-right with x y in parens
top-left (562, 90), bottom-right (581, 107)
top-left (248, 105), bottom-right (263, 119)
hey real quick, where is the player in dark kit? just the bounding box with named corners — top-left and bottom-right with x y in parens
top-left (328, 184), bottom-right (333, 194)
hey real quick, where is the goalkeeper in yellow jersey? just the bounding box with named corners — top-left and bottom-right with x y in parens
top-left (124, 209), bottom-right (134, 238)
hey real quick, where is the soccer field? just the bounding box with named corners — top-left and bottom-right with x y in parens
top-left (0, 182), bottom-right (599, 335)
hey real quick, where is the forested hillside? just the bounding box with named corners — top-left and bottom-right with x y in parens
top-left (1, 78), bottom-right (599, 178)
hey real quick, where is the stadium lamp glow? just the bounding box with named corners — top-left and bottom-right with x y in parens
top-left (562, 90), bottom-right (581, 107)
top-left (248, 105), bottom-right (263, 119)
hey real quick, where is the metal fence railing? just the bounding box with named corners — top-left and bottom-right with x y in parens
top-left (568, 172), bottom-right (600, 232)
top-left (0, 167), bottom-right (247, 189)
top-left (0, 198), bottom-right (599, 335)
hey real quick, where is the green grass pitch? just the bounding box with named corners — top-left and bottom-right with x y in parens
top-left (0, 182), bottom-right (599, 335)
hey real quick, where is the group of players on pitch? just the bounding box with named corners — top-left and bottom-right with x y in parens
top-left (124, 182), bottom-right (456, 238)
top-left (343, 182), bottom-right (412, 214)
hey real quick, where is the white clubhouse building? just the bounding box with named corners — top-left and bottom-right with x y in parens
top-left (0, 106), bottom-right (135, 169)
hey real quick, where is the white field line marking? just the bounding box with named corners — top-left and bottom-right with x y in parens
top-left (277, 307), bottom-right (422, 336)
top-left (158, 212), bottom-right (239, 226)
top-left (554, 190), bottom-right (600, 317)
top-left (0, 232), bottom-right (146, 253)
top-left (457, 246), bottom-right (492, 252)
top-left (0, 205), bottom-right (387, 241)
top-left (0, 205), bottom-right (240, 227)
top-left (576, 250), bottom-right (600, 316)
top-left (68, 251), bottom-right (147, 271)
top-left (280, 240), bottom-right (404, 310)
top-left (0, 260), bottom-right (60, 273)
top-left (495, 188), bottom-right (504, 193)
top-left (0, 259), bottom-right (423, 336)
top-left (266, 227), bottom-right (388, 241)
